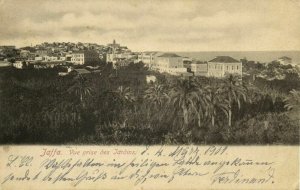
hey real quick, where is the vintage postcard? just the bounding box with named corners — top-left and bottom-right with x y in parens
top-left (0, 0), bottom-right (299, 189)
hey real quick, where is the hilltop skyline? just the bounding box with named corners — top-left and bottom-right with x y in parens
top-left (0, 0), bottom-right (300, 51)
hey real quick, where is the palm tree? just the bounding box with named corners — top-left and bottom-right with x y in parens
top-left (67, 75), bottom-right (93, 104)
top-left (144, 83), bottom-right (168, 109)
top-left (168, 79), bottom-right (198, 128)
top-left (112, 86), bottom-right (136, 106)
top-left (144, 83), bottom-right (169, 121)
top-left (284, 89), bottom-right (300, 111)
top-left (43, 102), bottom-right (81, 129)
top-left (247, 85), bottom-right (264, 104)
top-left (220, 75), bottom-right (247, 128)
top-left (261, 86), bottom-right (284, 104)
top-left (204, 85), bottom-right (224, 128)
top-left (193, 79), bottom-right (210, 128)
top-left (109, 86), bottom-right (136, 125)
top-left (283, 90), bottom-right (300, 126)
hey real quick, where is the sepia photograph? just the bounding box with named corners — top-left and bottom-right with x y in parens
top-left (0, 0), bottom-right (299, 146)
top-left (0, 1), bottom-right (300, 189)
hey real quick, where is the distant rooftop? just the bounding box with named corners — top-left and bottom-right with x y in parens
top-left (73, 68), bottom-right (91, 74)
top-left (0, 61), bottom-right (12, 67)
top-left (40, 61), bottom-right (65, 64)
top-left (209, 56), bottom-right (239, 63)
top-left (72, 50), bottom-right (97, 54)
top-left (278, 56), bottom-right (292, 60)
top-left (158, 53), bottom-right (181, 58)
top-left (191, 60), bottom-right (206, 64)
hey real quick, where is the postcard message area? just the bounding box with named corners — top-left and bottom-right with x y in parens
top-left (0, 146), bottom-right (298, 190)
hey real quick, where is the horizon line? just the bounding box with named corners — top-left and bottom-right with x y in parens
top-left (2, 43), bottom-right (300, 52)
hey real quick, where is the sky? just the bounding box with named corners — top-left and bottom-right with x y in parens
top-left (0, 0), bottom-right (299, 51)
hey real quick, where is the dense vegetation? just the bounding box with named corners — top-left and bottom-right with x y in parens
top-left (0, 62), bottom-right (299, 144)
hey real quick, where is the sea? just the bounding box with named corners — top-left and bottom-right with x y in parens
top-left (175, 51), bottom-right (300, 65)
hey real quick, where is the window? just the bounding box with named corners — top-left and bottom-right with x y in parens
top-left (237, 66), bottom-right (239, 70)
top-left (232, 66), bottom-right (234, 70)
top-left (227, 66), bottom-right (228, 70)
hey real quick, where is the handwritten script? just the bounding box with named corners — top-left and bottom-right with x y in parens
top-left (0, 145), bottom-right (279, 189)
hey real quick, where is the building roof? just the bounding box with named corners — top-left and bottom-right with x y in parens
top-left (278, 56), bottom-right (291, 60)
top-left (40, 61), bottom-right (65, 65)
top-left (0, 61), bottom-right (12, 67)
top-left (191, 60), bottom-right (206, 64)
top-left (73, 68), bottom-right (91, 74)
top-left (209, 56), bottom-right (239, 63)
top-left (72, 50), bottom-right (98, 55)
top-left (158, 53), bottom-right (181, 58)
top-left (72, 50), bottom-right (86, 54)
top-left (180, 72), bottom-right (194, 77)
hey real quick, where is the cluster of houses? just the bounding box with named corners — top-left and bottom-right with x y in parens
top-left (106, 46), bottom-right (243, 78)
top-left (105, 39), bottom-right (137, 67)
top-left (0, 42), bottom-right (107, 70)
top-left (129, 52), bottom-right (243, 78)
top-left (1, 41), bottom-right (295, 79)
top-left (120, 52), bottom-right (293, 78)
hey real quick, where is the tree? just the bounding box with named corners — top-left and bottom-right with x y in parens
top-left (204, 85), bottom-right (224, 128)
top-left (284, 89), bottom-right (300, 121)
top-left (168, 79), bottom-right (198, 128)
top-left (144, 83), bottom-right (168, 109)
top-left (193, 79), bottom-right (209, 128)
top-left (261, 86), bottom-right (284, 104)
top-left (43, 102), bottom-right (81, 129)
top-left (144, 83), bottom-right (169, 122)
top-left (67, 75), bottom-right (93, 104)
top-left (112, 85), bottom-right (136, 107)
top-left (220, 75), bottom-right (247, 129)
top-left (284, 89), bottom-right (300, 110)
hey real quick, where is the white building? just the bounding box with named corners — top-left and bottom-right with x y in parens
top-left (154, 53), bottom-right (187, 75)
top-left (35, 56), bottom-right (43, 61)
top-left (59, 56), bottom-right (66, 61)
top-left (106, 39), bottom-right (121, 64)
top-left (137, 52), bottom-right (161, 68)
top-left (146, 75), bottom-right (157, 83)
top-left (207, 56), bottom-right (242, 78)
top-left (106, 53), bottom-right (135, 67)
top-left (71, 52), bottom-right (84, 65)
top-left (20, 50), bottom-right (31, 58)
top-left (43, 56), bottom-right (58, 62)
top-left (71, 51), bottom-right (99, 65)
top-left (190, 61), bottom-right (208, 76)
top-left (13, 61), bottom-right (24, 69)
top-left (106, 40), bottom-right (135, 68)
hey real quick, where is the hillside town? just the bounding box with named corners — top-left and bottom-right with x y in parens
top-left (0, 1), bottom-right (300, 189)
top-left (1, 41), bottom-right (299, 80)
top-left (0, 40), bottom-right (299, 145)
